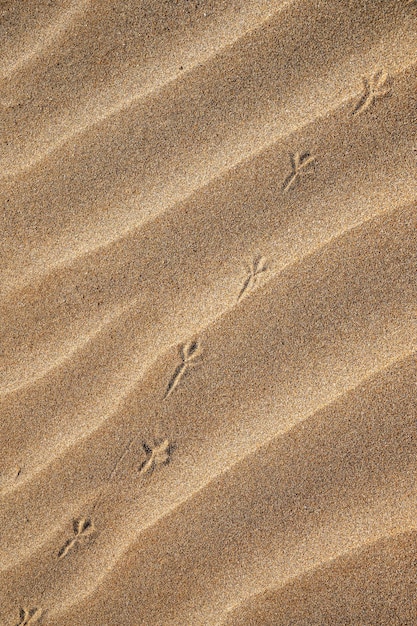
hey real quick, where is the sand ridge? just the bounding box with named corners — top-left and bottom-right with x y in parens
top-left (0, 0), bottom-right (416, 624)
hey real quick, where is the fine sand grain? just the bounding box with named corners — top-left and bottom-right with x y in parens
top-left (0, 0), bottom-right (416, 624)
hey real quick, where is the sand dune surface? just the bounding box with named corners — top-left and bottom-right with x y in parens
top-left (0, 0), bottom-right (416, 624)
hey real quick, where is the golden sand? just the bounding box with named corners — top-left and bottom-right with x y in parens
top-left (0, 0), bottom-right (416, 623)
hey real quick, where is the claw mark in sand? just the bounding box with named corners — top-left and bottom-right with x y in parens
top-left (282, 152), bottom-right (316, 192)
top-left (238, 256), bottom-right (268, 301)
top-left (139, 439), bottom-right (172, 475)
top-left (352, 70), bottom-right (391, 115)
top-left (164, 339), bottom-right (202, 399)
top-left (15, 607), bottom-right (42, 625)
top-left (58, 518), bottom-right (94, 559)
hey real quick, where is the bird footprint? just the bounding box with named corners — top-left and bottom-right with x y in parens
top-left (352, 70), bottom-right (391, 116)
top-left (58, 518), bottom-right (94, 559)
top-left (164, 340), bottom-right (202, 399)
top-left (15, 607), bottom-right (42, 626)
top-left (238, 256), bottom-right (268, 301)
top-left (139, 439), bottom-right (173, 475)
top-left (282, 152), bottom-right (316, 192)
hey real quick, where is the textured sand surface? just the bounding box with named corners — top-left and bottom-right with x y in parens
top-left (0, 1), bottom-right (416, 624)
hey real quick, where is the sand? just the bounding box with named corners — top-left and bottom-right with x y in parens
top-left (0, 0), bottom-right (416, 624)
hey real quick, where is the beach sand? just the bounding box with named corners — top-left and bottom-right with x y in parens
top-left (0, 0), bottom-right (416, 624)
